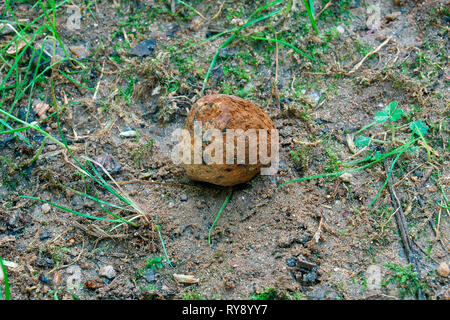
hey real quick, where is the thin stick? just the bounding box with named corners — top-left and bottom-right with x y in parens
top-left (210, 1), bottom-right (225, 21)
top-left (349, 36), bottom-right (392, 74)
top-left (384, 158), bottom-right (425, 300)
top-left (92, 60), bottom-right (105, 101)
top-left (315, 1), bottom-right (332, 19)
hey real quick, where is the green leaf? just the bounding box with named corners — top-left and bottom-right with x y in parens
top-left (409, 120), bottom-right (428, 136)
top-left (384, 101), bottom-right (398, 114)
top-left (389, 108), bottom-right (403, 121)
top-left (354, 136), bottom-right (370, 148)
top-left (374, 111), bottom-right (389, 123)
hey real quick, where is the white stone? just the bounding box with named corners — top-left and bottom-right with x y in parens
top-left (366, 265), bottom-right (382, 290)
top-left (99, 265), bottom-right (117, 279)
top-left (336, 25), bottom-right (345, 34)
top-left (42, 203), bottom-right (51, 214)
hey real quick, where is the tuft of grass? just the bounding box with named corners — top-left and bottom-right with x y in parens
top-left (0, 1), bottom-right (173, 268)
top-left (176, 0), bottom-right (315, 92)
top-left (383, 263), bottom-right (425, 298)
top-left (251, 287), bottom-right (279, 300)
top-left (182, 288), bottom-right (205, 300)
top-left (277, 101), bottom-right (433, 209)
top-left (302, 0), bottom-right (318, 34)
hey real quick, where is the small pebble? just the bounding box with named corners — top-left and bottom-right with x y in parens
top-left (40, 231), bottom-right (52, 241)
top-left (143, 268), bottom-right (157, 283)
top-left (339, 172), bottom-right (354, 184)
top-left (336, 25), bottom-right (345, 34)
top-left (99, 265), bottom-right (117, 280)
top-left (42, 203), bottom-right (51, 214)
top-left (128, 39), bottom-right (156, 57)
top-left (119, 129), bottom-right (138, 138)
top-left (302, 270), bottom-right (317, 284)
top-left (180, 194), bottom-right (188, 201)
top-left (286, 258), bottom-right (297, 268)
top-left (39, 275), bottom-right (50, 284)
top-left (306, 91), bottom-right (321, 105)
top-left (437, 262), bottom-right (449, 278)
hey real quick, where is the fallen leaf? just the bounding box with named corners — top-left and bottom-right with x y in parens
top-left (346, 134), bottom-right (356, 154)
top-left (84, 279), bottom-right (104, 290)
top-left (33, 101), bottom-right (50, 119)
top-left (173, 274), bottom-right (199, 284)
top-left (6, 37), bottom-right (30, 55)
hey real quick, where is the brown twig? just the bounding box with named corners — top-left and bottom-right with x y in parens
top-left (315, 1), bottom-right (333, 20)
top-left (384, 158), bottom-right (425, 300)
top-left (349, 36), bottom-right (392, 74)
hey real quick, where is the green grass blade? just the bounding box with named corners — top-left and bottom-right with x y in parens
top-left (57, 183), bottom-right (130, 212)
top-left (248, 36), bottom-right (315, 61)
top-left (276, 137), bottom-right (420, 191)
top-left (303, 0), bottom-right (318, 34)
top-left (0, 257), bottom-right (11, 300)
top-left (21, 196), bottom-right (123, 223)
top-left (156, 225), bottom-right (173, 267)
top-left (208, 191), bottom-right (232, 244)
top-left (368, 145), bottom-right (407, 208)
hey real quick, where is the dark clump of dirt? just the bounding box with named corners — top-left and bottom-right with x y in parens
top-left (0, 0), bottom-right (448, 300)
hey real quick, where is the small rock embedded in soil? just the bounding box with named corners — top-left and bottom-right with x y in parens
top-left (339, 172), bottom-right (355, 184)
top-left (119, 128), bottom-right (139, 138)
top-left (94, 154), bottom-right (122, 174)
top-left (336, 24), bottom-right (346, 34)
top-left (41, 203), bottom-right (51, 214)
top-left (128, 39), bottom-right (156, 57)
top-left (143, 268), bottom-right (157, 283)
top-left (306, 91), bottom-right (321, 105)
top-left (301, 269), bottom-right (318, 285)
top-left (32, 38), bottom-right (71, 71)
top-left (180, 193), bottom-right (188, 201)
top-left (99, 265), bottom-right (117, 280)
top-left (297, 258), bottom-right (318, 271)
top-left (365, 265), bottom-right (382, 290)
top-left (69, 45), bottom-right (90, 59)
top-left (39, 231), bottom-right (52, 241)
top-left (385, 11), bottom-right (401, 22)
top-left (286, 258), bottom-right (297, 268)
top-left (436, 262), bottom-right (449, 278)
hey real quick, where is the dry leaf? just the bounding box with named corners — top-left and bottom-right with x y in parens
top-left (346, 134), bottom-right (356, 154)
top-left (6, 37), bottom-right (30, 55)
top-left (33, 101), bottom-right (50, 119)
top-left (173, 274), bottom-right (199, 284)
